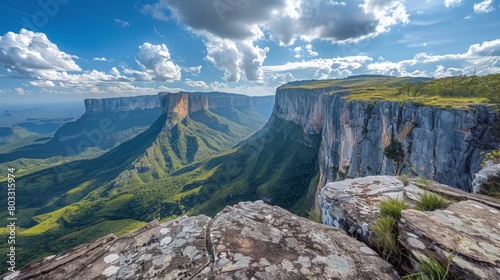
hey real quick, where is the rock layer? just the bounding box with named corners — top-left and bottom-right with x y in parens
top-left (85, 95), bottom-right (162, 114)
top-left (4, 201), bottom-right (399, 280)
top-left (274, 85), bottom-right (498, 191)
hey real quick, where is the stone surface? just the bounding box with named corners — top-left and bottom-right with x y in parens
top-left (399, 200), bottom-right (500, 280)
top-left (320, 176), bottom-right (404, 245)
top-left (4, 201), bottom-right (400, 280)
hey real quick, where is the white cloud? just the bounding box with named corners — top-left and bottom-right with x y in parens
top-left (114, 19), bottom-right (130, 28)
top-left (0, 29), bottom-right (81, 72)
top-left (93, 57), bottom-right (113, 62)
top-left (16, 87), bottom-right (24, 95)
top-left (185, 78), bottom-right (209, 89)
top-left (135, 43), bottom-right (182, 81)
top-left (444, 0), bottom-right (462, 8)
top-left (183, 65), bottom-right (202, 76)
top-left (474, 0), bottom-right (496, 13)
top-left (204, 36), bottom-right (269, 82)
top-left (142, 0), bottom-right (409, 83)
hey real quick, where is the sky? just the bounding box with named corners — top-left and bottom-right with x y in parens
top-left (0, 0), bottom-right (499, 104)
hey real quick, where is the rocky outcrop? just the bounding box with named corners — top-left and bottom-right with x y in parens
top-left (399, 201), bottom-right (500, 280)
top-left (319, 175), bottom-right (500, 280)
top-left (85, 95), bottom-right (162, 114)
top-left (320, 176), bottom-right (404, 246)
top-left (471, 161), bottom-right (500, 193)
top-left (274, 84), bottom-right (499, 191)
top-left (5, 201), bottom-right (399, 280)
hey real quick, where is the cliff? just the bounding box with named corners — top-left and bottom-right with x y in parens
top-left (84, 95), bottom-right (162, 114)
top-left (273, 85), bottom-right (499, 192)
top-left (159, 92), bottom-right (260, 129)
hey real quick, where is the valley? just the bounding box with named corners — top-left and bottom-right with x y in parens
top-left (0, 75), bottom-right (499, 276)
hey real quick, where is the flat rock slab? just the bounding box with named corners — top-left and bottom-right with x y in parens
top-left (4, 201), bottom-right (399, 280)
top-left (399, 200), bottom-right (500, 280)
top-left (6, 216), bottom-right (212, 280)
top-left (210, 201), bottom-right (399, 280)
top-left (320, 176), bottom-right (404, 245)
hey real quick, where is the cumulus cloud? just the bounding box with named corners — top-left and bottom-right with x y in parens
top-left (183, 65), bottom-right (202, 76)
top-left (366, 39), bottom-right (500, 77)
top-left (473, 0), bottom-right (495, 13)
top-left (16, 87), bottom-right (24, 95)
top-left (204, 36), bottom-right (269, 82)
top-left (142, 0), bottom-right (409, 83)
top-left (0, 29), bottom-right (81, 72)
top-left (135, 43), bottom-right (182, 81)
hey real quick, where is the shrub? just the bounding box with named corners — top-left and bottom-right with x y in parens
top-left (416, 192), bottom-right (450, 211)
top-left (385, 139), bottom-right (405, 162)
top-left (372, 216), bottom-right (400, 260)
top-left (483, 149), bottom-right (500, 166)
top-left (379, 197), bottom-right (407, 220)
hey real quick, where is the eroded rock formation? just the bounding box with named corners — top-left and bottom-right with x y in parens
top-left (4, 201), bottom-right (399, 280)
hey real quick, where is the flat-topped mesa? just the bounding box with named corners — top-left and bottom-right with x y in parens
top-left (273, 79), bottom-right (499, 191)
top-left (159, 92), bottom-right (256, 126)
top-left (84, 95), bottom-right (162, 114)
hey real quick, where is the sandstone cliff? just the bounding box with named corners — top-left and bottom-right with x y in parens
top-left (85, 95), bottom-right (162, 114)
top-left (274, 86), bottom-right (499, 191)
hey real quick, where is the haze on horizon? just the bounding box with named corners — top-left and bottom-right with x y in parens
top-left (0, 0), bottom-right (499, 105)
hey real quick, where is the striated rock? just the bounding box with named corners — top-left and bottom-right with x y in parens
top-left (399, 201), bottom-right (500, 280)
top-left (320, 176), bottom-right (404, 246)
top-left (319, 175), bottom-right (500, 280)
top-left (274, 83), bottom-right (499, 191)
top-left (4, 201), bottom-right (399, 280)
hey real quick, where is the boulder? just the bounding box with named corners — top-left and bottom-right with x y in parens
top-left (319, 176), bottom-right (404, 246)
top-left (399, 200), bottom-right (500, 280)
top-left (4, 201), bottom-right (399, 280)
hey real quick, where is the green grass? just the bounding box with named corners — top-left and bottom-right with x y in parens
top-left (372, 216), bottom-right (400, 261)
top-left (404, 256), bottom-right (453, 280)
top-left (281, 74), bottom-right (500, 108)
top-left (379, 197), bottom-right (407, 220)
top-left (416, 177), bottom-right (431, 186)
top-left (416, 192), bottom-right (450, 211)
top-left (399, 174), bottom-right (410, 186)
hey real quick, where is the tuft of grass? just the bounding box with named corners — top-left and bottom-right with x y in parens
top-left (404, 255), bottom-right (453, 280)
top-left (416, 177), bottom-right (431, 186)
top-left (416, 192), bottom-right (450, 211)
top-left (399, 174), bottom-right (410, 186)
top-left (306, 207), bottom-right (322, 223)
top-left (379, 197), bottom-right (407, 220)
top-left (372, 216), bottom-right (400, 260)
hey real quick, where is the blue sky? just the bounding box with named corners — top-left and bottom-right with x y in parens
top-left (0, 0), bottom-right (499, 103)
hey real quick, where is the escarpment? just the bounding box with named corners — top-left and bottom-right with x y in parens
top-left (273, 85), bottom-right (498, 192)
top-left (84, 95), bottom-right (162, 114)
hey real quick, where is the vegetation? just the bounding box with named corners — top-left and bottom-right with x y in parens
top-left (282, 74), bottom-right (500, 108)
top-left (416, 177), bottom-right (431, 186)
top-left (372, 216), bottom-right (400, 261)
top-left (306, 207), bottom-right (322, 223)
top-left (379, 197), bottom-right (407, 220)
top-left (416, 192), bottom-right (450, 211)
top-left (404, 255), bottom-right (453, 280)
top-left (479, 174), bottom-right (500, 199)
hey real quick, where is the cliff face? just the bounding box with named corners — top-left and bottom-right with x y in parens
top-left (84, 95), bottom-right (162, 114)
top-left (159, 92), bottom-right (258, 129)
top-left (273, 86), bottom-right (498, 191)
